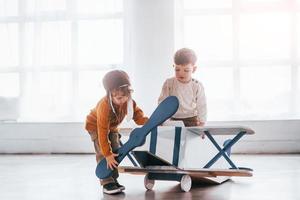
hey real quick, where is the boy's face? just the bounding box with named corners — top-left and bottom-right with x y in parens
top-left (174, 63), bottom-right (197, 83)
top-left (111, 90), bottom-right (129, 106)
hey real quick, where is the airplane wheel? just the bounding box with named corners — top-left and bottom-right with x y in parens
top-left (144, 174), bottom-right (155, 190)
top-left (180, 175), bottom-right (192, 192)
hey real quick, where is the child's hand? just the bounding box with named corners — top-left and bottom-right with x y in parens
top-left (196, 121), bottom-right (205, 127)
top-left (196, 121), bottom-right (205, 139)
top-left (106, 153), bottom-right (119, 170)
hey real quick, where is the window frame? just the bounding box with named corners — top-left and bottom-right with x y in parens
top-left (0, 0), bottom-right (124, 121)
top-left (176, 0), bottom-right (300, 120)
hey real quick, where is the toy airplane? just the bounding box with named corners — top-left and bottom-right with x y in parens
top-left (118, 126), bottom-right (254, 192)
top-left (95, 96), bottom-right (254, 192)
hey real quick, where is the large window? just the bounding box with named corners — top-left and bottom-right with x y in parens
top-left (179, 0), bottom-right (300, 120)
top-left (0, 0), bottom-right (123, 121)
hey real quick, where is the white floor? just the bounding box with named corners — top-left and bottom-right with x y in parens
top-left (0, 154), bottom-right (299, 200)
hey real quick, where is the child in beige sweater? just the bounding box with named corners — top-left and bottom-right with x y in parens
top-left (158, 48), bottom-right (207, 127)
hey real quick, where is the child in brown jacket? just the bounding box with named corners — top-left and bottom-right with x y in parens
top-left (85, 70), bottom-right (148, 194)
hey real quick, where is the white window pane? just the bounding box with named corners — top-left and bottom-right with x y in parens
top-left (194, 67), bottom-right (234, 121)
top-left (78, 70), bottom-right (109, 118)
top-left (184, 0), bottom-right (232, 9)
top-left (195, 67), bottom-right (234, 99)
top-left (21, 72), bottom-right (72, 121)
top-left (78, 20), bottom-right (123, 65)
top-left (0, 23), bottom-right (18, 67)
top-left (0, 73), bottom-right (19, 97)
top-left (240, 66), bottom-right (291, 119)
top-left (239, 13), bottom-right (290, 60)
top-left (0, 0), bottom-right (18, 17)
top-left (77, 0), bottom-right (123, 14)
top-left (184, 15), bottom-right (233, 61)
top-left (25, 0), bottom-right (66, 14)
top-left (24, 21), bottom-right (71, 66)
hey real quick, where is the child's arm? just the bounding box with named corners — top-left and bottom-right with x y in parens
top-left (132, 101), bottom-right (148, 125)
top-left (196, 82), bottom-right (207, 126)
top-left (158, 80), bottom-right (170, 104)
top-left (96, 101), bottom-right (114, 158)
top-left (96, 103), bottom-right (120, 169)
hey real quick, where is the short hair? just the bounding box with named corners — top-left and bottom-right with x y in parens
top-left (174, 48), bottom-right (197, 65)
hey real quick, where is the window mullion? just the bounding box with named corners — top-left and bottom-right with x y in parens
top-left (232, 0), bottom-right (241, 116)
top-left (18, 0), bottom-right (26, 120)
top-left (67, 0), bottom-right (79, 121)
top-left (174, 0), bottom-right (184, 50)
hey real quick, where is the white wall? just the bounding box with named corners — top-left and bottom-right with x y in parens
top-left (124, 0), bottom-right (175, 115)
top-left (0, 120), bottom-right (299, 154)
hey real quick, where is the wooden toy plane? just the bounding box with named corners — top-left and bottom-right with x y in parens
top-left (95, 96), bottom-right (255, 192)
top-left (117, 126), bottom-right (254, 192)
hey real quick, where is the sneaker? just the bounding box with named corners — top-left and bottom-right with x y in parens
top-left (103, 182), bottom-right (121, 194)
top-left (115, 180), bottom-right (125, 191)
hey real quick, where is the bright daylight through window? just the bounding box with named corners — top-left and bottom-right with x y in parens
top-left (181, 0), bottom-right (300, 120)
top-left (0, 0), bottom-right (123, 121)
